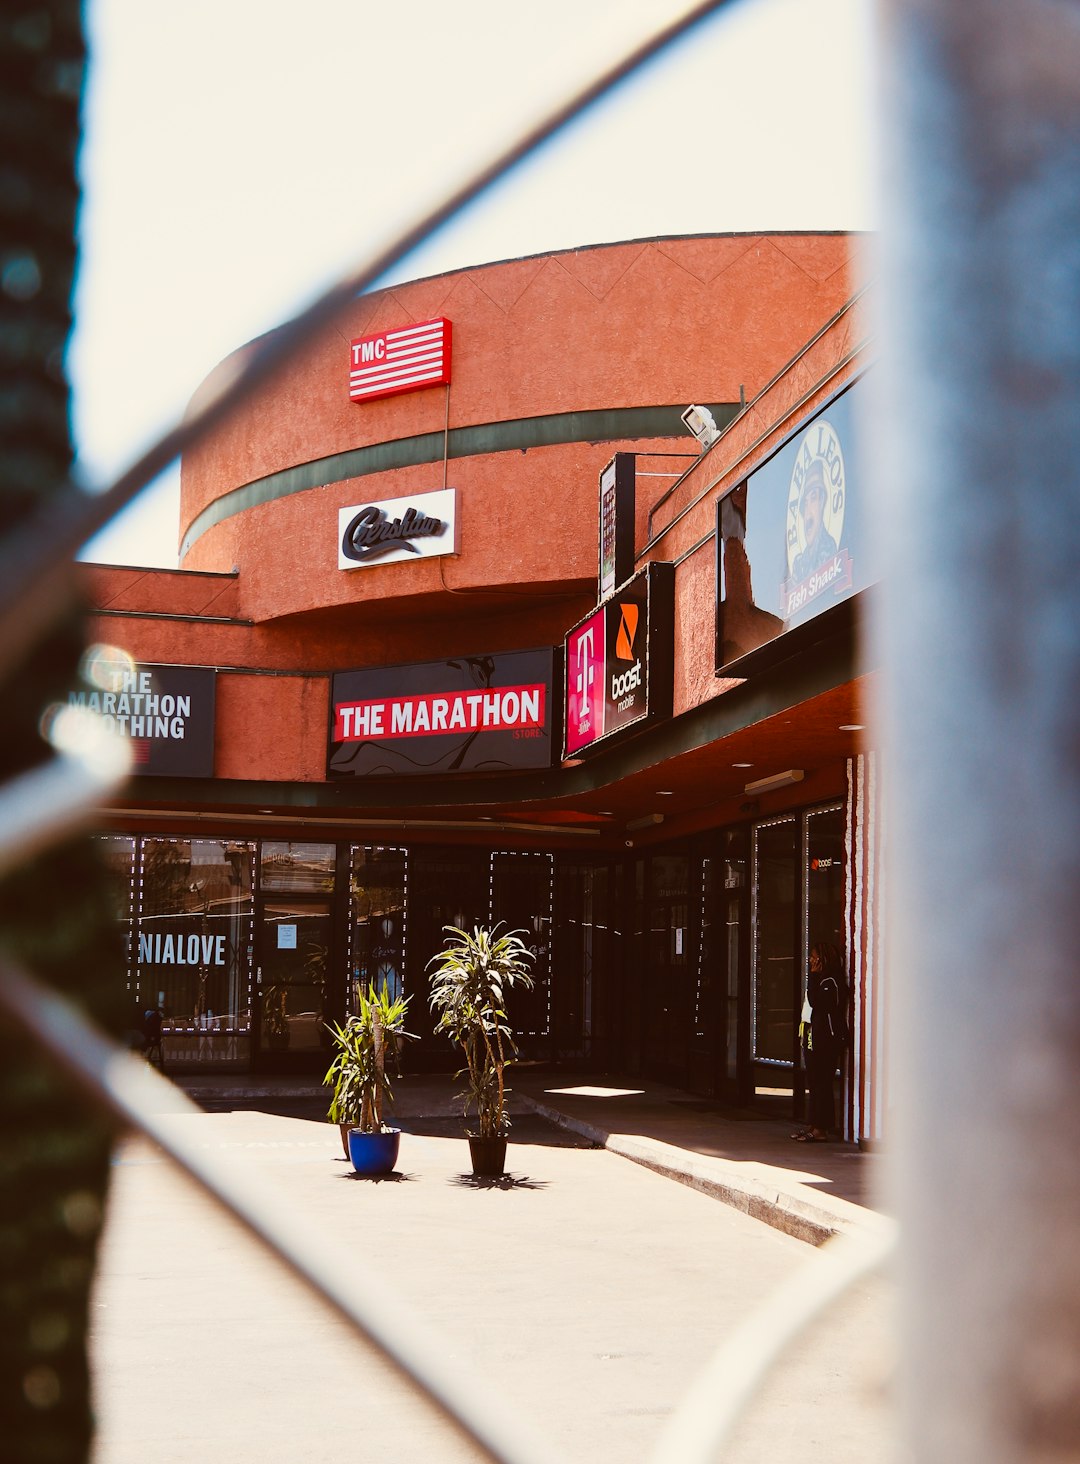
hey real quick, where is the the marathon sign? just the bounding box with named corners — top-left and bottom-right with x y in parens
top-left (716, 375), bottom-right (878, 673)
top-left (349, 317), bottom-right (452, 403)
top-left (338, 487), bottom-right (458, 570)
top-left (67, 663), bottom-right (215, 778)
top-left (328, 648), bottom-right (557, 778)
top-left (564, 562), bottom-right (674, 757)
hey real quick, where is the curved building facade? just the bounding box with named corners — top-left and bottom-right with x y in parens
top-left (80, 232), bottom-right (886, 1143)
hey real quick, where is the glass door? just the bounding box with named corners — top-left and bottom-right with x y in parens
top-left (749, 802), bottom-right (847, 1119)
top-left (643, 854), bottom-right (691, 1085)
top-left (750, 816), bottom-right (798, 1111)
top-left (257, 897), bottom-right (333, 1061)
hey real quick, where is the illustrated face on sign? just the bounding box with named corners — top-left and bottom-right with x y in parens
top-left (786, 419), bottom-right (846, 586)
top-left (800, 463), bottom-right (827, 551)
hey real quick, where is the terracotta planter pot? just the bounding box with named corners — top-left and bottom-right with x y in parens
top-left (468, 1135), bottom-right (508, 1177)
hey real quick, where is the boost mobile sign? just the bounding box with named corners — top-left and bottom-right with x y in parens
top-left (563, 563), bottom-right (674, 757)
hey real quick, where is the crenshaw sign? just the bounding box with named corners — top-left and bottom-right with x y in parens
top-left (338, 488), bottom-right (458, 570)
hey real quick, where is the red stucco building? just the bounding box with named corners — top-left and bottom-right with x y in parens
top-left (80, 232), bottom-right (886, 1143)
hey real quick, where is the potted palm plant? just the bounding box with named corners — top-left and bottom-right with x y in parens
top-left (427, 924), bottom-right (535, 1177)
top-left (323, 979), bottom-right (414, 1175)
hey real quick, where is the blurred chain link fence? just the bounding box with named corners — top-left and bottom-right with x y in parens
top-left (6, 0), bottom-right (1078, 1461)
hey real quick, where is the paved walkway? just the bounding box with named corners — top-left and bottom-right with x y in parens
top-left (175, 1064), bottom-right (889, 1246)
top-left (92, 1065), bottom-right (896, 1464)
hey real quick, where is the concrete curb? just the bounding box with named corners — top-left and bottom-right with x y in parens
top-left (519, 1094), bottom-right (883, 1247)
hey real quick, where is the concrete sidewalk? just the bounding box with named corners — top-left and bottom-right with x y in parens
top-left (99, 1068), bottom-right (896, 1464)
top-left (175, 1064), bottom-right (888, 1247)
top-left (512, 1068), bottom-right (887, 1246)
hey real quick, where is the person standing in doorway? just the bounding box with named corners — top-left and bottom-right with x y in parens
top-left (792, 941), bottom-right (848, 1142)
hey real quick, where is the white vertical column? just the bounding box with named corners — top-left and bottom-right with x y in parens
top-left (872, 2), bottom-right (1080, 1457)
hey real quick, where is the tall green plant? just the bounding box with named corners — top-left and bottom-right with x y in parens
top-left (324, 981), bottom-right (414, 1134)
top-left (427, 925), bottom-right (535, 1139)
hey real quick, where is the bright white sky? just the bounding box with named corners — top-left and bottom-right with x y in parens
top-left (72, 0), bottom-right (877, 568)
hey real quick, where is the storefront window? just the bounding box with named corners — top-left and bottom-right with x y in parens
top-left (137, 838), bottom-right (255, 1068)
top-left (695, 857), bottom-right (714, 1041)
top-left (724, 828), bottom-right (748, 1090)
top-left (97, 835), bottom-right (136, 971)
top-left (804, 803), bottom-right (847, 979)
top-left (750, 805), bottom-right (847, 1112)
top-left (490, 850), bottom-right (554, 1045)
top-left (260, 842), bottom-right (336, 893)
top-left (752, 817), bottom-right (798, 1066)
top-left (349, 846), bottom-right (408, 1009)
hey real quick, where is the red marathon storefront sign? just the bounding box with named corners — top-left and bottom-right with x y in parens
top-left (328, 649), bottom-right (556, 777)
top-left (563, 563), bottom-right (674, 757)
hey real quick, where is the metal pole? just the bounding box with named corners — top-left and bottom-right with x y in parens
top-left (871, 2), bottom-right (1080, 1458)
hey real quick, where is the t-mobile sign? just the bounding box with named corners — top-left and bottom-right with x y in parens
top-left (565, 613), bottom-right (606, 755)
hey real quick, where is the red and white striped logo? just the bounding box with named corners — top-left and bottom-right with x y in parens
top-left (349, 317), bottom-right (452, 403)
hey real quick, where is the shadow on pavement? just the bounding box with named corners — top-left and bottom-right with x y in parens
top-left (191, 1097), bottom-right (595, 1150)
top-left (339, 1170), bottom-right (419, 1184)
top-left (448, 1173), bottom-right (549, 1191)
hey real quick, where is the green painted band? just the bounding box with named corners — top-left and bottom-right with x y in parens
top-left (179, 402), bottom-right (736, 559)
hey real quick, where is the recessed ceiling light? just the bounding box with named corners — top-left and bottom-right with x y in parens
top-left (733, 762), bottom-right (753, 768)
top-left (656, 790), bottom-right (674, 796)
top-left (839, 724), bottom-right (864, 732)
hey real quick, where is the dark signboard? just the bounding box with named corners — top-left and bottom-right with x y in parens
top-left (328, 648), bottom-right (556, 778)
top-left (67, 662), bottom-right (216, 778)
top-left (599, 452), bottom-right (636, 601)
top-left (715, 376), bottom-right (877, 673)
top-left (564, 561), bottom-right (674, 757)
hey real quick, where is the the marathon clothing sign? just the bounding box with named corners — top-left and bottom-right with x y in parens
top-left (68, 663), bottom-right (215, 778)
top-left (328, 648), bottom-right (556, 777)
top-left (715, 376), bottom-right (878, 673)
top-left (338, 487), bottom-right (458, 570)
top-left (564, 562), bottom-right (674, 757)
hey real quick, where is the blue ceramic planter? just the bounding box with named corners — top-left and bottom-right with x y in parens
top-left (347, 1128), bottom-right (401, 1176)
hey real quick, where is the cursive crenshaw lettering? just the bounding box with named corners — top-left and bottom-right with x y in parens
top-left (342, 504), bottom-right (446, 562)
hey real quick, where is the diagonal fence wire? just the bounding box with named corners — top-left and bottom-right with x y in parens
top-left (0, 1), bottom-right (896, 1459)
top-left (649, 1220), bottom-right (896, 1464)
top-left (0, 0), bottom-right (737, 693)
top-left (0, 954), bottom-right (553, 1464)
